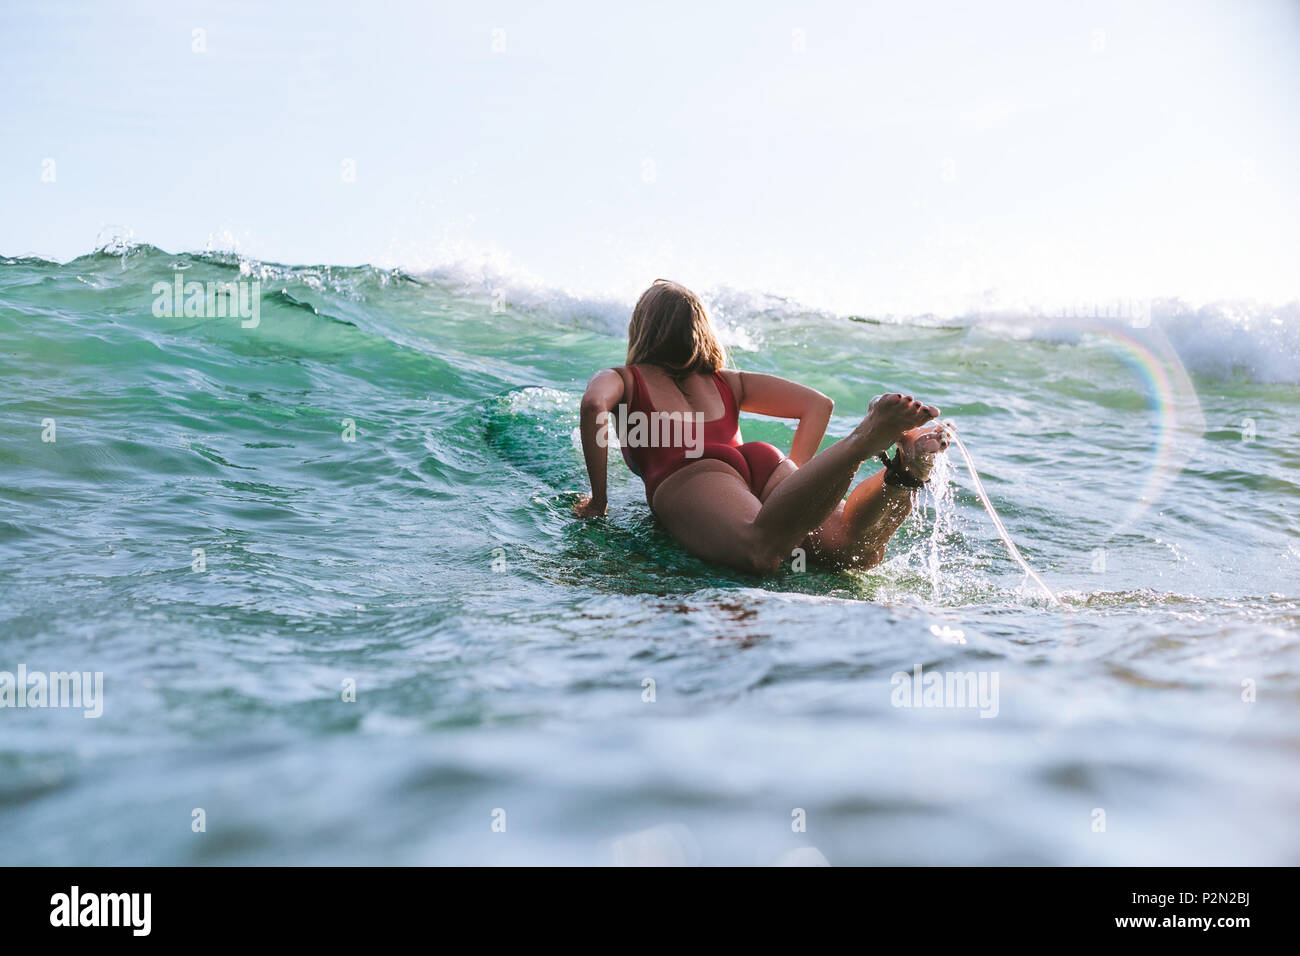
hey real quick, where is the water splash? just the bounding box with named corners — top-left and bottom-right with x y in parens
top-left (917, 452), bottom-right (957, 597)
top-left (941, 423), bottom-right (1062, 606)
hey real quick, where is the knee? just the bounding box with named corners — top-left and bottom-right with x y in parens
top-left (745, 553), bottom-right (784, 576)
top-left (857, 546), bottom-right (886, 569)
top-left (740, 540), bottom-right (785, 576)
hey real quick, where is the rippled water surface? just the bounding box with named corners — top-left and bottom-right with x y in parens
top-left (1, 247), bottom-right (1296, 864)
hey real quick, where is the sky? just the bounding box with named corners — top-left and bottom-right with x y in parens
top-left (2, 0), bottom-right (1298, 314)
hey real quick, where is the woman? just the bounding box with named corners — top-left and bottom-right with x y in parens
top-left (574, 280), bottom-right (948, 574)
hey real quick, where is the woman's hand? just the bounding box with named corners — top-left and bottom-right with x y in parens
top-left (573, 494), bottom-right (607, 518)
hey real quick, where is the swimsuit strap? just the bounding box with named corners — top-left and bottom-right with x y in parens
top-left (710, 371), bottom-right (739, 428)
top-left (623, 365), bottom-right (654, 414)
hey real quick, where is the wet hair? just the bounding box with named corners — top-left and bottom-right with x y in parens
top-left (626, 280), bottom-right (726, 382)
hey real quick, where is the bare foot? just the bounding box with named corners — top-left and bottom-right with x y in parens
top-left (896, 421), bottom-right (950, 482)
top-left (855, 393), bottom-right (940, 453)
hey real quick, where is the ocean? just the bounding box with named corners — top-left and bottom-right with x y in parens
top-left (0, 242), bottom-right (1296, 864)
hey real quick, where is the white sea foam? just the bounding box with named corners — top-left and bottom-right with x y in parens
top-left (403, 249), bottom-right (1300, 384)
top-left (83, 234), bottom-right (1300, 384)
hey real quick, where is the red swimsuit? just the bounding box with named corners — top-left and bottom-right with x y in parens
top-left (618, 365), bottom-right (787, 509)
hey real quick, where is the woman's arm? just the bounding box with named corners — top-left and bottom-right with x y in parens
top-left (574, 368), bottom-right (625, 516)
top-left (724, 370), bottom-right (833, 467)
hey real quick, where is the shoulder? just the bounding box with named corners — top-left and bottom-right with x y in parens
top-left (583, 367), bottom-right (628, 402)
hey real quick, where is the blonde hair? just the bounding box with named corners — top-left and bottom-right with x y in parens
top-left (625, 279), bottom-right (726, 381)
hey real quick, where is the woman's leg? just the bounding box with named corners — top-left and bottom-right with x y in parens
top-left (803, 475), bottom-right (911, 568)
top-left (654, 394), bottom-right (939, 573)
top-left (804, 422), bottom-right (950, 568)
top-left (651, 462), bottom-right (770, 572)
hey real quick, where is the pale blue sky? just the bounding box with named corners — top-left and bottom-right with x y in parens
top-left (2, 0), bottom-right (1298, 313)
